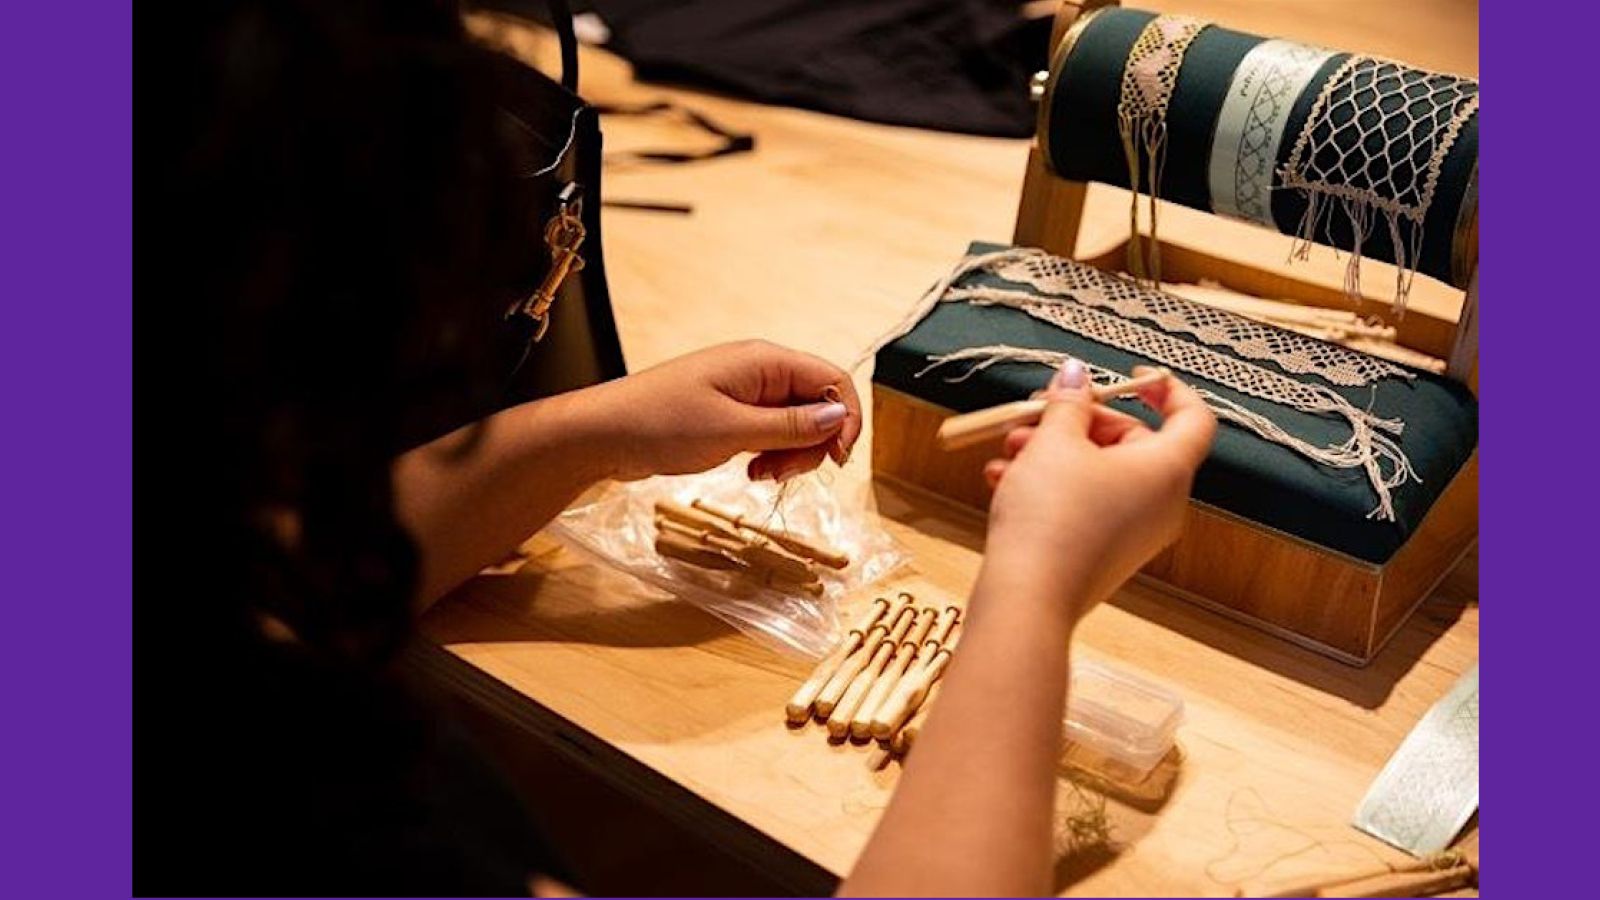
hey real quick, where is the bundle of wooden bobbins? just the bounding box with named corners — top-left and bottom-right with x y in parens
top-left (785, 594), bottom-right (962, 768)
top-left (653, 498), bottom-right (850, 597)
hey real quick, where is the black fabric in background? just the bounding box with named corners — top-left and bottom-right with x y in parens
top-left (587, 0), bottom-right (1050, 137)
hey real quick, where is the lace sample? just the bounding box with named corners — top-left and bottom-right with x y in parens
top-left (1280, 56), bottom-right (1479, 311)
top-left (984, 250), bottom-right (1412, 387)
top-left (1209, 39), bottom-right (1337, 227)
top-left (870, 252), bottom-right (1420, 520)
top-left (1116, 14), bottom-right (1208, 286)
top-left (919, 344), bottom-right (1413, 521)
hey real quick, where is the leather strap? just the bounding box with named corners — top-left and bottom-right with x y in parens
top-left (544, 0), bottom-right (578, 92)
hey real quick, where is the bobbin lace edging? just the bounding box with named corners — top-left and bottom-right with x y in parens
top-left (985, 250), bottom-right (1413, 387)
top-left (859, 250), bottom-right (1421, 521)
top-left (1116, 14), bottom-right (1209, 285)
top-left (1280, 56), bottom-right (1480, 312)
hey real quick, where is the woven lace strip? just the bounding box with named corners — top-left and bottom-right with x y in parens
top-left (1280, 56), bottom-right (1479, 311)
top-left (916, 344), bottom-right (1417, 522)
top-left (982, 248), bottom-right (1412, 386)
top-left (1209, 39), bottom-right (1337, 226)
top-left (1117, 14), bottom-right (1209, 286)
top-left (908, 253), bottom-right (1419, 520)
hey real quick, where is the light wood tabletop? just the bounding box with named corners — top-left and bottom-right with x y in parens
top-left (418, 5), bottom-right (1479, 895)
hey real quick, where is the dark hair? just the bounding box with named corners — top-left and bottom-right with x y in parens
top-left (143, 0), bottom-right (532, 662)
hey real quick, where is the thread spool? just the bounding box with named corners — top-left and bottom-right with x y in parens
top-left (1038, 6), bottom-right (1478, 291)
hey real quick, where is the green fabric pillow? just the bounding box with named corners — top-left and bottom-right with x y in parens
top-left (873, 242), bottom-right (1478, 564)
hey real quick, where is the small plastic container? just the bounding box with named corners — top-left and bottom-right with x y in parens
top-left (1061, 659), bottom-right (1184, 784)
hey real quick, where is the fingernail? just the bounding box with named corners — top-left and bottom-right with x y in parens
top-left (814, 402), bottom-right (848, 429)
top-left (1052, 359), bottom-right (1087, 391)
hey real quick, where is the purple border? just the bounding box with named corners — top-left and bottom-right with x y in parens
top-left (3, 1), bottom-right (133, 897)
top-left (1481, 1), bottom-right (1587, 895)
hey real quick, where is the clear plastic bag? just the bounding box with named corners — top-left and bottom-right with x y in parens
top-left (547, 457), bottom-right (907, 658)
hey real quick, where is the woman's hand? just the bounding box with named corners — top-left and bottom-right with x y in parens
top-left (589, 340), bottom-right (863, 481)
top-left (981, 360), bottom-right (1216, 621)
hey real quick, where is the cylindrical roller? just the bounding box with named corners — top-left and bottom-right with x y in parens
top-left (1038, 6), bottom-right (1478, 288)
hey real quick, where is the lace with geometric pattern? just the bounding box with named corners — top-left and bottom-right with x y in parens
top-left (918, 343), bottom-right (1417, 519)
top-left (983, 249), bottom-right (1413, 386)
top-left (1117, 14), bottom-right (1208, 286)
top-left (873, 252), bottom-right (1422, 520)
top-left (1280, 56), bottom-right (1479, 312)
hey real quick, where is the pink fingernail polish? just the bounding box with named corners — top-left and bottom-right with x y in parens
top-left (814, 402), bottom-right (848, 429)
top-left (1053, 359), bottom-right (1087, 390)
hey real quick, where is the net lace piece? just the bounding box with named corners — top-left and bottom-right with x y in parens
top-left (1117, 14), bottom-right (1208, 287)
top-left (865, 250), bottom-right (1420, 520)
top-left (985, 251), bottom-right (1412, 387)
top-left (1280, 56), bottom-right (1479, 312)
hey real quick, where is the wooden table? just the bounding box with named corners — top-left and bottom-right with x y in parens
top-left (419, 6), bottom-right (1480, 895)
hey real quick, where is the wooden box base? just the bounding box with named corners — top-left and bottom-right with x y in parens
top-left (872, 385), bottom-right (1478, 665)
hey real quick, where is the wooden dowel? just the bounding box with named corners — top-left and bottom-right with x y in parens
top-left (1166, 283), bottom-right (1368, 327)
top-left (850, 608), bottom-right (938, 738)
top-left (786, 598), bottom-right (890, 723)
top-left (865, 741), bottom-right (893, 771)
top-left (1339, 337), bottom-right (1448, 374)
top-left (658, 517), bottom-right (820, 594)
top-left (656, 516), bottom-right (741, 551)
top-left (936, 368), bottom-right (1171, 451)
top-left (690, 498), bottom-right (851, 569)
top-left (815, 599), bottom-right (911, 717)
top-left (756, 567), bottom-right (824, 596)
top-left (1241, 855), bottom-right (1473, 899)
top-left (734, 540), bottom-right (818, 584)
top-left (1320, 864), bottom-right (1475, 898)
top-left (870, 636), bottom-right (957, 738)
top-left (826, 606), bottom-right (918, 738)
top-left (890, 683), bottom-right (941, 756)
top-left (922, 605), bottom-right (961, 651)
top-left (655, 500), bottom-right (743, 539)
top-left (654, 533), bottom-right (742, 571)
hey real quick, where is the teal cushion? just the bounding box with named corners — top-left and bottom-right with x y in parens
top-left (874, 243), bottom-right (1478, 564)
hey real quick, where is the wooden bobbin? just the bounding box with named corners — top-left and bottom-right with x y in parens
top-left (784, 597), bottom-right (890, 724)
top-left (655, 500), bottom-right (743, 540)
top-left (935, 367), bottom-right (1171, 450)
top-left (826, 604), bottom-right (918, 738)
top-left (870, 634), bottom-right (958, 739)
top-left (849, 606), bottom-right (938, 739)
top-left (921, 605), bottom-right (961, 653)
top-left (814, 597), bottom-right (912, 718)
top-left (690, 498), bottom-right (851, 569)
top-left (654, 533), bottom-right (741, 571)
top-left (889, 682), bottom-right (940, 757)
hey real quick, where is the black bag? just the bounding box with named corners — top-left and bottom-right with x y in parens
top-left (485, 1), bottom-right (627, 405)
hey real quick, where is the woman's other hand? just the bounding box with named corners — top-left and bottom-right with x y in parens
top-left (982, 360), bottom-right (1216, 622)
top-left (592, 340), bottom-right (862, 481)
